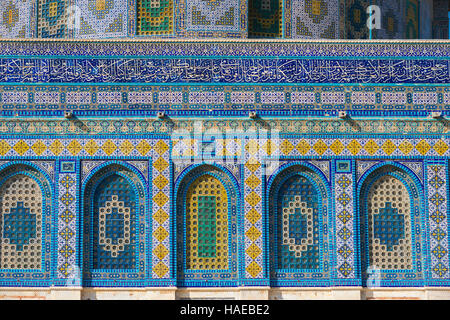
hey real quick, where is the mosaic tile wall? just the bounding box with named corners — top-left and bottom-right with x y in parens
top-left (359, 165), bottom-right (424, 285)
top-left (177, 0), bottom-right (247, 38)
top-left (0, 0), bottom-right (438, 39)
top-left (426, 162), bottom-right (450, 280)
top-left (37, 0), bottom-right (73, 38)
top-left (57, 164), bottom-right (77, 279)
top-left (0, 162), bottom-right (53, 286)
top-left (0, 0), bottom-right (34, 38)
top-left (75, 0), bottom-right (129, 38)
top-left (82, 163), bottom-right (148, 285)
top-left (334, 160), bottom-right (355, 280)
top-left (176, 164), bottom-right (239, 286)
top-left (268, 163), bottom-right (331, 286)
top-left (285, 0), bottom-right (341, 39)
top-left (0, 40), bottom-right (449, 289)
top-left (137, 0), bottom-right (173, 36)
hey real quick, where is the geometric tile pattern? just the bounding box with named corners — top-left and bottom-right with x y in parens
top-left (2, 137), bottom-right (450, 159)
top-left (427, 164), bottom-right (449, 279)
top-left (185, 174), bottom-right (228, 270)
top-left (0, 136), bottom-right (447, 287)
top-left (286, 0), bottom-right (339, 39)
top-left (215, 139), bottom-right (242, 157)
top-left (172, 138), bottom-right (198, 157)
top-left (1, 39), bottom-right (450, 293)
top-left (277, 176), bottom-right (320, 269)
top-left (277, 174), bottom-right (320, 269)
top-left (77, 151), bottom-right (166, 281)
top-left (248, 0), bottom-right (283, 38)
top-left (0, 0), bottom-right (33, 38)
top-left (360, 165), bottom-right (424, 284)
top-left (2, 40), bottom-right (450, 58)
top-left (57, 172), bottom-right (77, 278)
top-left (37, 0), bottom-right (72, 38)
top-left (268, 162), bottom-right (330, 285)
top-left (176, 164), bottom-right (238, 284)
top-left (0, 175), bottom-right (42, 269)
top-left (0, 162), bottom-right (53, 285)
top-left (0, 118), bottom-right (450, 136)
top-left (243, 139), bottom-right (264, 278)
top-left (92, 174), bottom-right (136, 269)
top-left (335, 169), bottom-right (355, 278)
top-left (150, 140), bottom-right (171, 278)
top-left (178, 0), bottom-right (246, 38)
top-left (82, 163), bottom-right (147, 283)
top-left (0, 0), bottom-right (431, 40)
top-left (274, 138), bottom-right (450, 158)
top-left (137, 0), bottom-right (173, 35)
top-left (399, 161), bottom-right (424, 186)
top-left (76, 0), bottom-right (128, 38)
top-left (367, 175), bottom-right (413, 270)
top-left (4, 86), bottom-right (450, 113)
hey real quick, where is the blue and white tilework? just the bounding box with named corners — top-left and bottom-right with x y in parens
top-left (0, 39), bottom-right (449, 291)
top-left (57, 167), bottom-right (77, 279)
top-left (177, 0), bottom-right (247, 38)
top-left (426, 163), bottom-right (450, 279)
top-left (0, 0), bottom-right (33, 38)
top-left (287, 0), bottom-right (339, 39)
top-left (335, 162), bottom-right (355, 279)
top-left (75, 0), bottom-right (128, 38)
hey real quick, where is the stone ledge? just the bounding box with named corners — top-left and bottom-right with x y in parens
top-left (1, 287), bottom-right (450, 300)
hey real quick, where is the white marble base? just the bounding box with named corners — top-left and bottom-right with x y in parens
top-left (1, 287), bottom-right (450, 300)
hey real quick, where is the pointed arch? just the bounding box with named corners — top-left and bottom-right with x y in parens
top-left (268, 163), bottom-right (330, 284)
top-left (175, 164), bottom-right (239, 285)
top-left (82, 163), bottom-right (147, 284)
top-left (0, 163), bottom-right (52, 271)
top-left (358, 163), bottom-right (424, 286)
